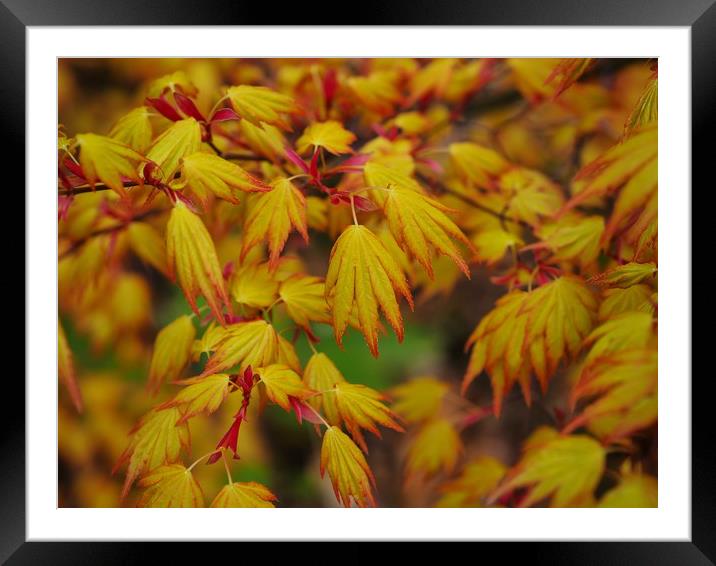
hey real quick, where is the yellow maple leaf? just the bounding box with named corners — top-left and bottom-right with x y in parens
top-left (501, 168), bottom-right (565, 226)
top-left (379, 183), bottom-right (474, 278)
top-left (598, 473), bottom-right (657, 508)
top-left (506, 58), bottom-right (562, 102)
top-left (166, 201), bottom-right (231, 324)
top-left (191, 321), bottom-right (229, 361)
top-left (75, 133), bottom-right (146, 196)
top-left (598, 284), bottom-right (654, 320)
top-left (279, 275), bottom-right (331, 329)
top-left (583, 311), bottom-right (655, 365)
top-left (390, 376), bottom-right (449, 424)
top-left (178, 152), bottom-right (270, 208)
top-left (58, 320), bottom-right (82, 412)
top-left (296, 120), bottom-right (356, 155)
top-left (147, 315), bottom-right (196, 394)
top-left (231, 262), bottom-right (279, 309)
top-left (346, 71), bottom-right (403, 115)
top-left (127, 221), bottom-right (169, 276)
top-left (320, 426), bottom-right (376, 507)
top-left (162, 373), bottom-right (231, 423)
top-left (625, 76), bottom-right (658, 138)
top-left (237, 119), bottom-right (286, 161)
top-left (258, 364), bottom-right (313, 411)
top-left (538, 215), bottom-right (605, 267)
top-left (227, 85), bottom-right (298, 129)
top-left (210, 482), bottom-right (278, 508)
top-left (325, 224), bottom-right (414, 357)
top-left (330, 382), bottom-right (403, 450)
top-left (436, 456), bottom-right (506, 507)
top-left (146, 118), bottom-right (202, 182)
top-left (147, 70), bottom-right (197, 98)
top-left (303, 353), bottom-right (346, 425)
top-left (276, 334), bottom-right (302, 373)
top-left (115, 407), bottom-right (190, 497)
top-left (449, 142), bottom-right (510, 190)
top-left (409, 58), bottom-right (456, 103)
top-left (492, 432), bottom-right (605, 507)
top-left (406, 418), bottom-right (462, 478)
top-left (203, 319), bottom-right (278, 375)
top-left (109, 107), bottom-right (153, 153)
top-left (473, 229), bottom-right (523, 265)
top-left (241, 178), bottom-right (308, 269)
top-left (589, 261), bottom-right (657, 288)
top-left (137, 464), bottom-right (204, 508)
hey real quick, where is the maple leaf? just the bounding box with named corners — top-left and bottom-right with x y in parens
top-left (320, 426), bottom-right (376, 507)
top-left (473, 229), bottom-right (523, 265)
top-left (276, 334), bottom-right (302, 373)
top-left (210, 482), bottom-right (278, 508)
top-left (231, 262), bottom-right (279, 309)
top-left (109, 107), bottom-right (154, 153)
top-left (330, 382), bottom-right (403, 451)
top-left (506, 58), bottom-right (562, 102)
top-left (583, 311), bottom-right (655, 366)
top-left (325, 224), bottom-right (414, 357)
top-left (237, 119), bottom-right (286, 161)
top-left (379, 183), bottom-right (474, 278)
top-left (363, 161), bottom-right (424, 200)
top-left (161, 373), bottom-right (231, 423)
top-left (241, 178), bottom-right (308, 269)
top-left (75, 133), bottom-right (146, 196)
top-left (127, 222), bottom-right (169, 276)
top-left (589, 261), bottom-right (657, 288)
top-left (409, 58), bottom-right (456, 103)
top-left (492, 432), bottom-right (605, 507)
top-left (537, 215), bottom-right (605, 268)
top-left (449, 142), bottom-right (510, 190)
top-left (279, 275), bottom-right (331, 329)
top-left (464, 276), bottom-right (597, 415)
top-left (598, 284), bottom-right (655, 320)
top-left (390, 376), bottom-right (449, 424)
top-left (202, 319), bottom-right (278, 375)
top-left (567, 349), bottom-right (657, 435)
top-left (148, 70), bottom-right (197, 98)
top-left (114, 407), bottom-right (190, 497)
top-left (58, 320), bottom-right (82, 412)
top-left (598, 473), bottom-right (657, 508)
top-left (137, 464), bottom-right (204, 508)
top-left (191, 321), bottom-right (229, 361)
top-left (146, 118), bottom-right (202, 182)
top-left (406, 418), bottom-right (462, 478)
top-left (625, 76), bottom-right (658, 138)
top-left (166, 201), bottom-right (232, 324)
top-left (303, 353), bottom-right (346, 425)
top-left (296, 121), bottom-right (356, 155)
top-left (177, 152), bottom-right (270, 208)
top-left (227, 85), bottom-right (298, 129)
top-left (258, 364), bottom-right (314, 411)
top-left (501, 168), bottom-right (565, 226)
top-left (545, 58), bottom-right (594, 97)
top-left (346, 71), bottom-right (403, 115)
top-left (436, 456), bottom-right (506, 507)
top-left (147, 315), bottom-right (196, 394)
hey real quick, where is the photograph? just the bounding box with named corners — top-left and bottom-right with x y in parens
top-left (56, 56), bottom-right (659, 510)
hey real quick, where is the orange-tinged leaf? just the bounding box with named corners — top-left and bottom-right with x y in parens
top-left (437, 456), bottom-right (506, 507)
top-left (583, 311), bottom-right (655, 365)
top-left (146, 118), bottom-right (202, 182)
top-left (598, 284), bottom-right (654, 320)
top-left (502, 168), bottom-right (565, 226)
top-left (115, 407), bottom-right (190, 497)
top-left (320, 426), bottom-right (376, 507)
top-left (147, 315), bottom-right (196, 394)
top-left (258, 364), bottom-right (313, 411)
top-left (406, 418), bottom-right (462, 478)
top-left (227, 85), bottom-right (298, 129)
top-left (296, 120), bottom-right (356, 155)
top-left (390, 376), bottom-right (449, 424)
top-left (127, 221), bottom-right (169, 276)
top-left (75, 133), bottom-right (146, 196)
top-left (58, 320), bottom-right (83, 412)
top-left (598, 473), bottom-right (657, 508)
top-left (237, 119), bottom-right (286, 161)
top-left (493, 432), bottom-right (605, 507)
top-left (178, 152), bottom-right (270, 208)
top-left (203, 319), bottom-right (278, 375)
top-left (162, 373), bottom-right (231, 423)
top-left (241, 178), bottom-right (308, 269)
top-left (325, 224), bottom-right (414, 357)
top-left (538, 216), bottom-right (605, 267)
top-left (137, 464), bottom-right (204, 508)
top-left (589, 261), bottom-right (657, 288)
top-left (279, 275), bottom-right (331, 328)
top-left (166, 201), bottom-right (231, 324)
top-left (331, 382), bottom-right (403, 450)
top-left (210, 482), bottom-right (278, 508)
top-left (109, 107), bottom-right (153, 153)
top-left (625, 77), bottom-right (658, 138)
top-left (231, 262), bottom-right (279, 309)
top-left (303, 353), bottom-right (346, 425)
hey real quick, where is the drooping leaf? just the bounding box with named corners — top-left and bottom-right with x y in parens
top-left (137, 464), bottom-right (204, 508)
top-left (390, 376), bottom-right (449, 424)
top-left (202, 319), bottom-right (278, 375)
top-left (303, 352), bottom-right (346, 425)
top-left (241, 178), bottom-right (308, 269)
top-left (146, 118), bottom-right (202, 182)
top-left (147, 315), bottom-right (196, 394)
top-left (405, 418), bottom-right (462, 478)
top-left (279, 275), bottom-right (331, 328)
top-left (178, 152), bottom-right (270, 208)
top-left (210, 482), bottom-right (277, 508)
top-left (227, 85), bottom-right (298, 129)
top-left (258, 364), bottom-right (314, 411)
top-left (127, 221), bottom-right (169, 276)
top-left (58, 320), bottom-right (83, 412)
top-left (166, 201), bottom-right (232, 324)
top-left (75, 133), bottom-right (146, 196)
top-left (325, 224), bottom-right (414, 357)
top-left (161, 373), bottom-right (231, 423)
top-left (320, 426), bottom-right (376, 507)
top-left (492, 432), bottom-right (605, 507)
top-left (296, 120), bottom-right (356, 155)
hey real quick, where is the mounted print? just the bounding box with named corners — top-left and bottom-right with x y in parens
top-left (57, 57), bottom-right (658, 509)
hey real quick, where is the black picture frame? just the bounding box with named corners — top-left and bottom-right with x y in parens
top-left (5, 1), bottom-right (708, 562)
